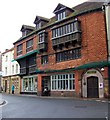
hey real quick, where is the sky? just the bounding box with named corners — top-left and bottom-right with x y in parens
top-left (0, 0), bottom-right (103, 52)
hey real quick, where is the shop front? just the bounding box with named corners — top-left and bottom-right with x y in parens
top-left (21, 75), bottom-right (38, 94)
top-left (2, 77), bottom-right (11, 93)
top-left (11, 76), bottom-right (20, 94)
top-left (50, 73), bottom-right (76, 97)
top-left (37, 71), bottom-right (80, 97)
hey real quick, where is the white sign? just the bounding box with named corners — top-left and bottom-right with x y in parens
top-left (99, 83), bottom-right (103, 89)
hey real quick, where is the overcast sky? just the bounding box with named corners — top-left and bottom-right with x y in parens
top-left (0, 0), bottom-right (93, 52)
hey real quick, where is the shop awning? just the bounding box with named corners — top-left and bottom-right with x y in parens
top-left (74, 61), bottom-right (110, 70)
top-left (36, 61), bottom-right (110, 74)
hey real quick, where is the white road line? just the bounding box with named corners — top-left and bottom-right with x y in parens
top-left (0, 100), bottom-right (8, 107)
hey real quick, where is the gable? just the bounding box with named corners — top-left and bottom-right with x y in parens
top-left (34, 16), bottom-right (49, 24)
top-left (53, 3), bottom-right (74, 14)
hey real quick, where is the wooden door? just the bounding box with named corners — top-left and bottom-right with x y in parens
top-left (87, 76), bottom-right (99, 98)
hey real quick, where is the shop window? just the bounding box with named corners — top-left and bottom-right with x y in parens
top-left (22, 77), bottom-right (37, 92)
top-left (51, 74), bottom-right (75, 90)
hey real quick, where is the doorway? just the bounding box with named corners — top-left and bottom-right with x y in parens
top-left (42, 76), bottom-right (51, 96)
top-left (5, 80), bottom-right (7, 92)
top-left (87, 76), bottom-right (99, 98)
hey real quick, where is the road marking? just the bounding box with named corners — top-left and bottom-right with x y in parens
top-left (0, 100), bottom-right (8, 107)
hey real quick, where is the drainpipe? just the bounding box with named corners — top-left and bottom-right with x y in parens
top-left (103, 2), bottom-right (110, 95)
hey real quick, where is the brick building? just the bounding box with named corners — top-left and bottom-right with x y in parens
top-left (13, 2), bottom-right (110, 98)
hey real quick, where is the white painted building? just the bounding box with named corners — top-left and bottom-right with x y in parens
top-left (2, 48), bottom-right (20, 94)
top-left (2, 48), bottom-right (20, 76)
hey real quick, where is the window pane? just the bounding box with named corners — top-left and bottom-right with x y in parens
top-left (56, 48), bottom-right (81, 62)
top-left (66, 80), bottom-right (68, 89)
top-left (63, 80), bottom-right (65, 89)
top-left (51, 74), bottom-right (75, 90)
top-left (41, 55), bottom-right (48, 64)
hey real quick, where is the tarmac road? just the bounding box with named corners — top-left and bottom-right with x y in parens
top-left (1, 94), bottom-right (109, 119)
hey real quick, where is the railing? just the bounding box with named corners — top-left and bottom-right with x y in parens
top-left (20, 67), bottom-right (26, 75)
top-left (29, 64), bottom-right (36, 73)
top-left (38, 42), bottom-right (47, 51)
top-left (26, 46), bottom-right (33, 52)
top-left (17, 51), bottom-right (22, 56)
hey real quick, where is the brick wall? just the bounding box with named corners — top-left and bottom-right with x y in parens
top-left (14, 35), bottom-right (37, 59)
top-left (37, 11), bottom-right (107, 71)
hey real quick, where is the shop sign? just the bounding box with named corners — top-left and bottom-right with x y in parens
top-left (87, 71), bottom-right (96, 74)
top-left (99, 83), bottom-right (103, 89)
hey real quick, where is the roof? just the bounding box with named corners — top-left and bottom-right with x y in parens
top-left (14, 2), bottom-right (104, 45)
top-left (53, 3), bottom-right (74, 13)
top-left (34, 16), bottom-right (49, 24)
top-left (72, 2), bottom-right (104, 16)
top-left (2, 47), bottom-right (14, 54)
top-left (20, 25), bottom-right (35, 32)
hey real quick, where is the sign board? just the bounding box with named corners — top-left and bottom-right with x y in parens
top-left (99, 83), bottom-right (103, 89)
top-left (87, 71), bottom-right (96, 74)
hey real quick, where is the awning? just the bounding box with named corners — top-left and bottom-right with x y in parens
top-left (36, 61), bottom-right (110, 74)
top-left (74, 61), bottom-right (110, 70)
top-left (14, 49), bottom-right (39, 61)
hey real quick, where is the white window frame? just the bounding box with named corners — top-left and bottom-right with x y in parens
top-left (51, 73), bottom-right (75, 91)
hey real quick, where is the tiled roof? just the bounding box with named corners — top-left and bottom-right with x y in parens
top-left (34, 16), bottom-right (49, 24)
top-left (53, 3), bottom-right (74, 13)
top-left (20, 25), bottom-right (35, 31)
top-left (14, 2), bottom-right (104, 45)
top-left (72, 2), bottom-right (104, 16)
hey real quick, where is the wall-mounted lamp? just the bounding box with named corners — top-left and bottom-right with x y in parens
top-left (101, 68), bottom-right (104, 72)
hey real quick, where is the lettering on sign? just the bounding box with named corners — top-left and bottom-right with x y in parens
top-left (87, 71), bottom-right (96, 74)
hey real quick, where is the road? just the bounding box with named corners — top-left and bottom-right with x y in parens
top-left (0, 93), bottom-right (2, 120)
top-left (0, 94), bottom-right (109, 119)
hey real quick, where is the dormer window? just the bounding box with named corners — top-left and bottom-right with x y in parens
top-left (36, 22), bottom-right (41, 29)
top-left (53, 3), bottom-right (74, 21)
top-left (34, 16), bottom-right (49, 30)
top-left (57, 11), bottom-right (66, 21)
top-left (21, 25), bottom-right (35, 37)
